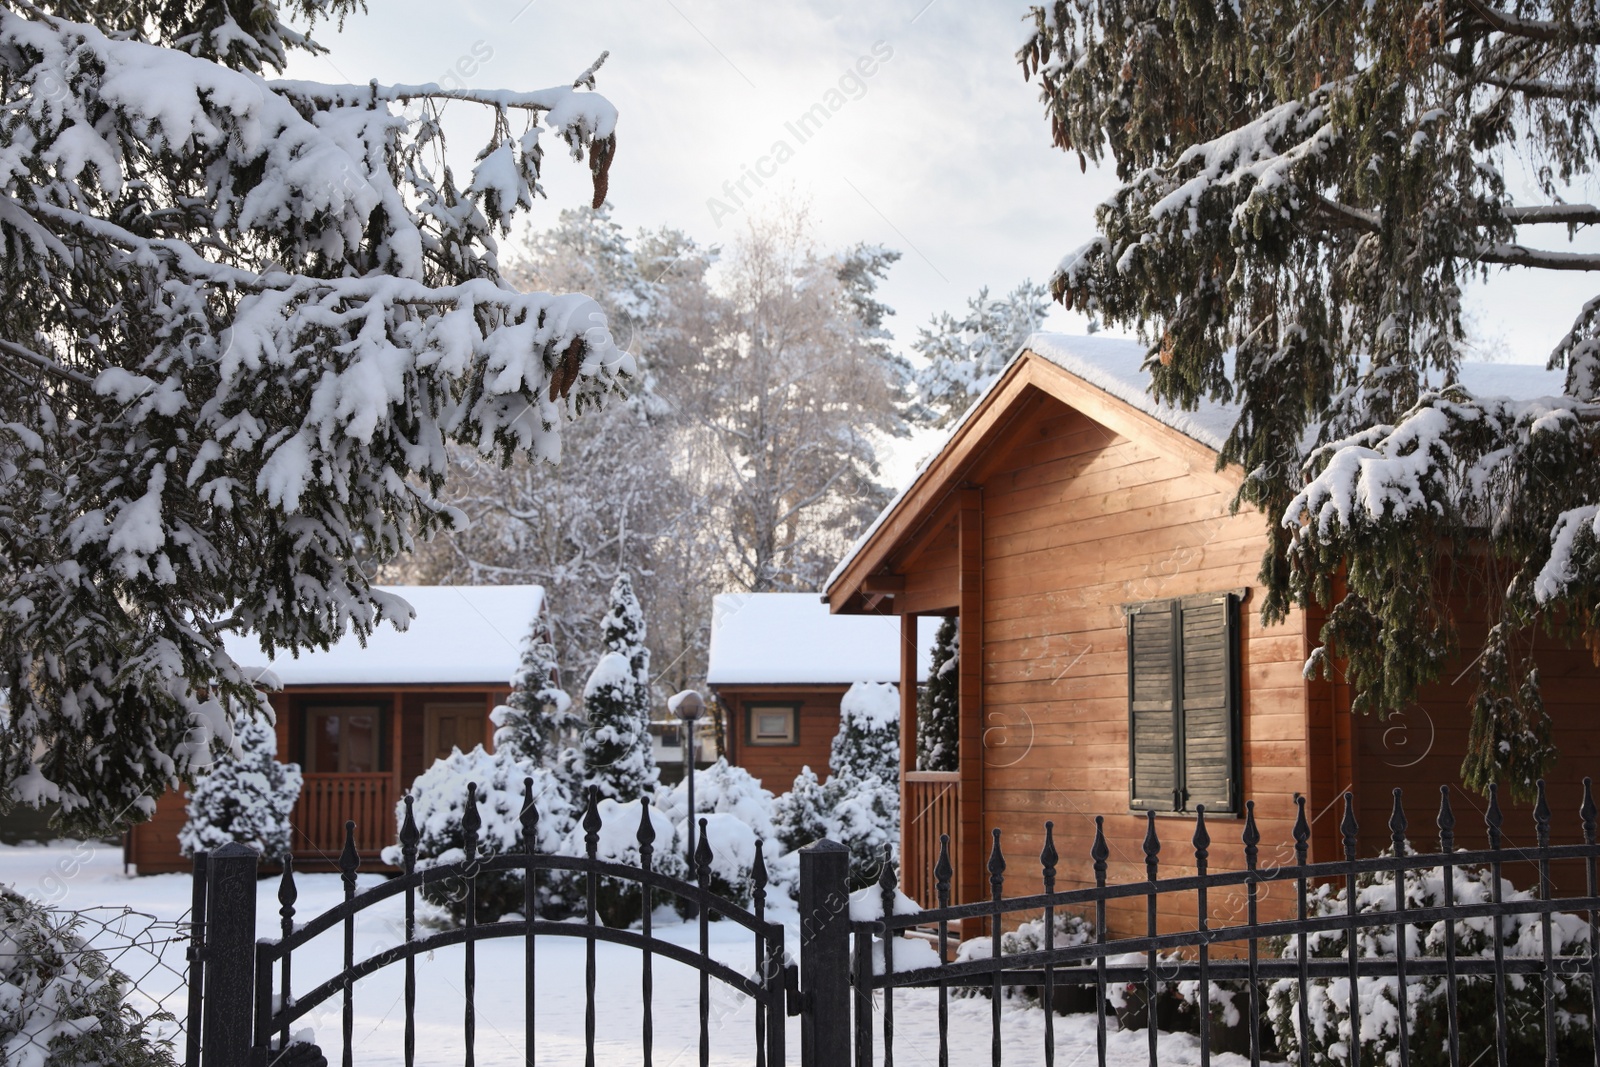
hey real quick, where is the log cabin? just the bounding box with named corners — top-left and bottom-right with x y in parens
top-left (124, 585), bottom-right (541, 873)
top-left (824, 333), bottom-right (1600, 934)
top-left (706, 592), bottom-right (933, 789)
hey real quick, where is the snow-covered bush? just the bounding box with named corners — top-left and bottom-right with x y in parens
top-left (178, 710), bottom-right (302, 860)
top-left (1268, 854), bottom-right (1594, 1067)
top-left (916, 617), bottom-right (959, 771)
top-left (657, 758), bottom-right (777, 840)
top-left (490, 607), bottom-right (577, 768)
top-left (571, 575), bottom-right (658, 801)
top-left (560, 795), bottom-right (686, 926)
top-left (384, 747), bottom-right (575, 926)
top-left (0, 888), bottom-right (175, 1067)
top-left (830, 682), bottom-right (900, 784)
top-left (951, 910), bottom-right (1094, 1002)
top-left (824, 682), bottom-right (901, 888)
top-left (774, 766), bottom-right (831, 854)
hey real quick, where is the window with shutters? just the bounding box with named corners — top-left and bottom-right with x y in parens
top-left (1125, 591), bottom-right (1240, 814)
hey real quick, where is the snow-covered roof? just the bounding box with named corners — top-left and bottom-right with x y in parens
top-left (225, 585), bottom-right (542, 686)
top-left (825, 332), bottom-right (1567, 594)
top-left (706, 593), bottom-right (935, 686)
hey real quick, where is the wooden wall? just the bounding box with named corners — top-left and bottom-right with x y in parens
top-left (888, 392), bottom-right (1316, 934)
top-left (125, 683), bottom-right (506, 875)
top-left (1346, 581), bottom-right (1600, 896)
top-left (716, 684), bottom-right (848, 791)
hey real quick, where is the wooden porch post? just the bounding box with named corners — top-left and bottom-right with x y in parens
top-left (899, 611), bottom-right (918, 877)
top-left (957, 486), bottom-right (984, 911)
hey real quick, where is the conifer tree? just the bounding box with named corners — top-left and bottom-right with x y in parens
top-left (178, 712), bottom-right (302, 859)
top-left (1020, 0), bottom-right (1600, 798)
top-left (824, 681), bottom-right (900, 887)
top-left (916, 618), bottom-right (959, 772)
top-left (0, 0), bottom-right (626, 833)
top-left (490, 605), bottom-right (577, 766)
top-left (574, 574), bottom-right (657, 800)
top-left (773, 765), bottom-right (831, 854)
top-left (914, 281), bottom-right (1051, 426)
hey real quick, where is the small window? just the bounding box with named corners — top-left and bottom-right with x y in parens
top-left (1125, 592), bottom-right (1240, 814)
top-left (747, 703), bottom-right (799, 746)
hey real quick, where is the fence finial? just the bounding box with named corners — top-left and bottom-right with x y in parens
top-left (695, 817), bottom-right (713, 882)
top-left (583, 786), bottom-right (602, 858)
top-left (1192, 805), bottom-right (1210, 868)
top-left (1041, 821), bottom-right (1058, 894)
top-left (339, 820), bottom-right (359, 891)
top-left (1582, 778), bottom-right (1597, 846)
top-left (1534, 778), bottom-right (1552, 847)
top-left (1292, 794), bottom-right (1309, 864)
top-left (520, 777), bottom-right (540, 854)
top-left (1143, 810), bottom-right (1160, 879)
top-left (1241, 801), bottom-right (1259, 869)
top-left (462, 782), bottom-right (482, 862)
top-left (1486, 782), bottom-right (1504, 849)
top-left (752, 838), bottom-right (768, 896)
top-left (1388, 788), bottom-right (1408, 856)
top-left (1091, 816), bottom-right (1109, 885)
top-left (987, 828), bottom-right (1006, 894)
top-left (879, 843), bottom-right (897, 923)
top-left (278, 853), bottom-right (297, 934)
top-left (634, 795), bottom-right (655, 858)
top-left (1341, 791), bottom-right (1358, 860)
top-left (934, 834), bottom-right (953, 909)
top-left (1437, 785), bottom-right (1455, 853)
top-left (400, 792), bottom-right (420, 873)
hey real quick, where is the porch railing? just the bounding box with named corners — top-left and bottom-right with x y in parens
top-left (902, 770), bottom-right (960, 908)
top-left (292, 773), bottom-right (397, 858)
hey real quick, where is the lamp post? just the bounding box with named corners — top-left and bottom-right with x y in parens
top-left (669, 689), bottom-right (705, 886)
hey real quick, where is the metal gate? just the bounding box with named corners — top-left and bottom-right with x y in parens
top-left (187, 782), bottom-right (795, 1067)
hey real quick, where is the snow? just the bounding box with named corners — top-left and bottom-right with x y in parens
top-left (221, 585), bottom-right (543, 685)
top-left (1, 840), bottom-right (1270, 1065)
top-left (706, 593), bottom-right (934, 685)
top-left (839, 681), bottom-right (900, 730)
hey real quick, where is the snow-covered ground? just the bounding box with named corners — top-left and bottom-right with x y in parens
top-left (2, 841), bottom-right (1265, 1065)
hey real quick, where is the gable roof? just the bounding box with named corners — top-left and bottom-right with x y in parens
top-left (706, 593), bottom-right (935, 686)
top-left (225, 585), bottom-right (543, 686)
top-left (825, 331), bottom-right (1566, 610)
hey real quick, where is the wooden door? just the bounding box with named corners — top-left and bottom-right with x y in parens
top-left (424, 702), bottom-right (487, 762)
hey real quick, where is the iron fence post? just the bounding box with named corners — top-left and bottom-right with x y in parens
top-left (798, 838), bottom-right (850, 1067)
top-left (201, 843), bottom-right (260, 1067)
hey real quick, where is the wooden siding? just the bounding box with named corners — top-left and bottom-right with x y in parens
top-left (125, 682), bottom-right (507, 875)
top-left (716, 685), bottom-right (848, 790)
top-left (885, 393), bottom-right (1311, 932)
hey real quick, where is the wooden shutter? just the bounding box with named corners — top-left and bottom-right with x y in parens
top-left (1127, 601), bottom-right (1179, 811)
top-left (1178, 594), bottom-right (1239, 813)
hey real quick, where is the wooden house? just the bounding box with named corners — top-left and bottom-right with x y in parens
top-left (125, 585), bottom-right (541, 873)
top-left (706, 593), bottom-right (933, 789)
top-left (824, 334), bottom-right (1600, 931)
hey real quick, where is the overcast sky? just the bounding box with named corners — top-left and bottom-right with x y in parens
top-left (288, 0), bottom-right (1596, 371)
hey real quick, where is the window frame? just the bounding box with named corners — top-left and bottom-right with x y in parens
top-left (1123, 590), bottom-right (1243, 815)
top-left (745, 702), bottom-right (801, 747)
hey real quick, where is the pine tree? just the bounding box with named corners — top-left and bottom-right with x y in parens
top-left (574, 574), bottom-right (657, 800)
top-left (1020, 0), bottom-right (1600, 798)
top-left (490, 606), bottom-right (577, 766)
top-left (0, 1), bottom-right (626, 834)
top-left (824, 681), bottom-right (901, 888)
top-left (178, 711), bottom-right (302, 859)
top-left (773, 765), bottom-right (831, 854)
top-left (914, 281), bottom-right (1051, 426)
top-left (916, 618), bottom-right (959, 772)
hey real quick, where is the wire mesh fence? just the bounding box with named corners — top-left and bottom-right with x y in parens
top-left (1, 900), bottom-right (194, 1063)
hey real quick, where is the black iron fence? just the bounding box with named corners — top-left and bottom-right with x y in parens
top-left (189, 781), bottom-right (793, 1067)
top-left (853, 780), bottom-right (1600, 1067)
top-left (179, 778), bottom-right (1600, 1067)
